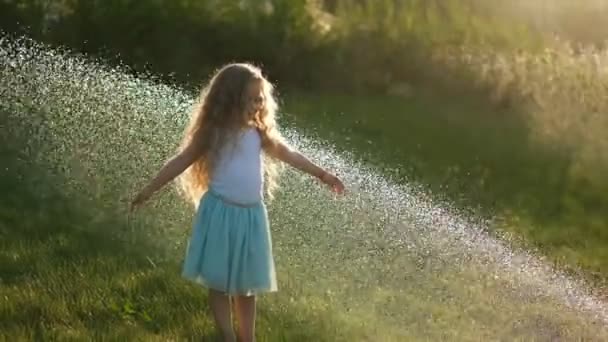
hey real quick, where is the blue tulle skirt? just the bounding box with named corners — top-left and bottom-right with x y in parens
top-left (181, 189), bottom-right (277, 296)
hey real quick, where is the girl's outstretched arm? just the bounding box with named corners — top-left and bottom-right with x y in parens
top-left (269, 141), bottom-right (345, 194)
top-left (130, 142), bottom-right (201, 211)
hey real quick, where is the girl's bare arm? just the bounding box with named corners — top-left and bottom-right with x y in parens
top-left (270, 141), bottom-right (325, 177)
top-left (131, 143), bottom-right (201, 208)
top-left (268, 141), bottom-right (345, 193)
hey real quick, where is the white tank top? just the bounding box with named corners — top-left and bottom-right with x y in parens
top-left (209, 128), bottom-right (264, 205)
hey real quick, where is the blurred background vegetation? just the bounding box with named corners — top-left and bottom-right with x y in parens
top-left (2, 0), bottom-right (608, 283)
top-left (3, 0), bottom-right (607, 92)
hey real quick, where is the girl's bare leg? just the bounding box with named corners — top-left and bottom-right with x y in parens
top-left (233, 295), bottom-right (256, 342)
top-left (208, 289), bottom-right (235, 342)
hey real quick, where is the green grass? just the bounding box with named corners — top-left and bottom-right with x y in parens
top-left (0, 145), bottom-right (365, 341)
top-left (282, 91), bottom-right (608, 286)
top-left (2, 94), bottom-right (608, 340)
top-left (2, 147), bottom-right (608, 341)
top-left (1, 36), bottom-right (607, 338)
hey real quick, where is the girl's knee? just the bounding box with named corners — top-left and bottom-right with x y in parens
top-left (236, 293), bottom-right (256, 300)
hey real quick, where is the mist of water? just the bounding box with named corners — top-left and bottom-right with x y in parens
top-left (2, 35), bottom-right (607, 339)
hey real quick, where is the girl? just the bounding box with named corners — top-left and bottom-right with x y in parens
top-left (130, 63), bottom-right (345, 342)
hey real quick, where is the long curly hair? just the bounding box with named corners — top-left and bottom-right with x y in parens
top-left (177, 63), bottom-right (285, 207)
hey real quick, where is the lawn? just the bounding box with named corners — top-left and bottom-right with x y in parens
top-left (1, 41), bottom-right (607, 339)
top-left (283, 91), bottom-right (608, 287)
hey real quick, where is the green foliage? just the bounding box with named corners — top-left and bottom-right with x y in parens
top-left (1, 0), bottom-right (324, 88)
top-left (2, 0), bottom-right (606, 93)
top-left (0, 0), bottom-right (544, 92)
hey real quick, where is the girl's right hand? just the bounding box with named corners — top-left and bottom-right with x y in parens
top-left (321, 172), bottom-right (345, 195)
top-left (129, 190), bottom-right (150, 212)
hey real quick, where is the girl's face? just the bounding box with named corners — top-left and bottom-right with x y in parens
top-left (244, 79), bottom-right (266, 120)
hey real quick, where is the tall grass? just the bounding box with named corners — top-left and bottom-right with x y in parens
top-left (440, 44), bottom-right (608, 227)
top-left (271, 0), bottom-right (608, 284)
top-left (2, 0), bottom-right (608, 283)
top-left (326, 0), bottom-right (608, 225)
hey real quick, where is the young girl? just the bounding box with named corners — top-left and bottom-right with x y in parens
top-left (130, 63), bottom-right (344, 342)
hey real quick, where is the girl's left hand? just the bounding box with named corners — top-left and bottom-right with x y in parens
top-left (321, 172), bottom-right (345, 195)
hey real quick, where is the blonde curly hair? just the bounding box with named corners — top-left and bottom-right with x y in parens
top-left (177, 63), bottom-right (285, 206)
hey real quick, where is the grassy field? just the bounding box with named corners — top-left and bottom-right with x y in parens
top-left (2, 36), bottom-right (608, 339)
top-left (2, 91), bottom-right (608, 340)
top-left (2, 126), bottom-right (608, 341)
top-left (0, 114), bottom-right (364, 341)
top-left (283, 90), bottom-right (608, 287)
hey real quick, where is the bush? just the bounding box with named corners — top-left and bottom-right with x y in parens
top-left (0, 0), bottom-right (325, 89)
